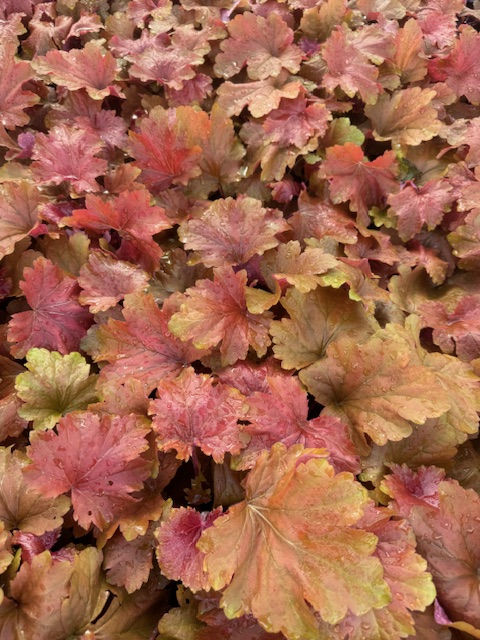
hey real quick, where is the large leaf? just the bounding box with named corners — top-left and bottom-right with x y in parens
top-left (168, 267), bottom-right (272, 366)
top-left (31, 125), bottom-right (108, 194)
top-left (83, 291), bottom-right (206, 394)
top-left (214, 12), bottom-right (302, 81)
top-left (24, 412), bottom-right (152, 530)
top-left (7, 257), bottom-right (92, 358)
top-left (32, 40), bottom-right (120, 100)
top-left (149, 366), bottom-right (247, 462)
top-left (300, 329), bottom-right (450, 451)
top-left (198, 443), bottom-right (390, 639)
top-left (270, 286), bottom-right (375, 370)
top-left (365, 88), bottom-right (442, 146)
top-left (178, 195), bottom-right (289, 268)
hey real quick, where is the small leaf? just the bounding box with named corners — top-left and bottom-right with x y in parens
top-left (15, 348), bottom-right (98, 430)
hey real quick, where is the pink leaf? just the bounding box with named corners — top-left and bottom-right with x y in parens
top-left (168, 267), bottom-right (273, 366)
top-left (32, 41), bottom-right (121, 100)
top-left (214, 12), bottom-right (302, 81)
top-left (155, 506), bottom-right (222, 592)
top-left (78, 252), bottom-right (149, 313)
top-left (240, 374), bottom-right (360, 473)
top-left (0, 42), bottom-right (39, 129)
top-left (31, 125), bottom-right (108, 194)
top-left (321, 26), bottom-right (382, 105)
top-left (149, 367), bottom-right (247, 462)
top-left (428, 26), bottom-right (480, 104)
top-left (419, 295), bottom-right (480, 362)
top-left (7, 257), bottom-right (92, 358)
top-left (178, 195), bottom-right (289, 268)
top-left (24, 412), bottom-right (152, 530)
top-left (381, 464), bottom-right (445, 517)
top-left (319, 143), bottom-right (398, 226)
top-left (387, 180), bottom-right (453, 241)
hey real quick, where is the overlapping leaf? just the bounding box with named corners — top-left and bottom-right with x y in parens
top-left (7, 257), bottom-right (93, 358)
top-left (83, 291), bottom-right (207, 393)
top-left (149, 367), bottom-right (247, 462)
top-left (155, 506), bottom-right (222, 592)
top-left (178, 195), bottom-right (289, 268)
top-left (24, 412), bottom-right (152, 530)
top-left (319, 143), bottom-right (398, 226)
top-left (198, 444), bottom-right (391, 639)
top-left (214, 12), bottom-right (302, 81)
top-left (31, 125), bottom-right (108, 194)
top-left (15, 348), bottom-right (98, 430)
top-left (300, 328), bottom-right (451, 451)
top-left (168, 267), bottom-right (273, 366)
top-left (270, 286), bottom-right (376, 370)
top-left (32, 41), bottom-right (121, 100)
top-left (0, 447), bottom-right (70, 535)
top-left (238, 374), bottom-right (360, 473)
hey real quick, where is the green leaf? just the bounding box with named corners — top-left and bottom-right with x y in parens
top-left (15, 348), bottom-right (98, 430)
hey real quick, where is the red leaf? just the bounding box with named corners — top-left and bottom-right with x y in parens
top-left (214, 12), bottom-right (302, 81)
top-left (428, 26), bottom-right (480, 104)
top-left (48, 92), bottom-right (128, 151)
top-left (289, 190), bottom-right (358, 244)
top-left (78, 252), bottom-right (149, 313)
top-left (319, 143), bottom-right (398, 226)
top-left (7, 257), bottom-right (92, 358)
top-left (387, 180), bottom-right (453, 241)
top-left (149, 367), bottom-right (247, 462)
top-left (31, 125), bottom-right (108, 194)
top-left (0, 41), bottom-right (39, 129)
top-left (419, 295), bottom-right (480, 361)
top-left (178, 195), bottom-right (289, 268)
top-left (0, 182), bottom-right (45, 259)
top-left (129, 106), bottom-right (207, 193)
top-left (83, 291), bottom-right (207, 394)
top-left (155, 506), bottom-right (222, 591)
top-left (168, 267), bottom-right (273, 367)
top-left (263, 95), bottom-right (331, 148)
top-left (24, 412), bottom-right (152, 530)
top-left (240, 374), bottom-right (360, 474)
top-left (381, 464), bottom-right (445, 517)
top-left (32, 40), bottom-right (121, 100)
top-left (321, 26), bottom-right (382, 105)
top-left (62, 190), bottom-right (171, 273)
top-left (409, 481), bottom-right (480, 627)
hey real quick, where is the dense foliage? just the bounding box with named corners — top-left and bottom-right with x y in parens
top-left (0, 0), bottom-right (480, 638)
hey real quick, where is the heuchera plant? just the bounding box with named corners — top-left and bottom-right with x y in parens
top-left (1, 0), bottom-right (480, 638)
